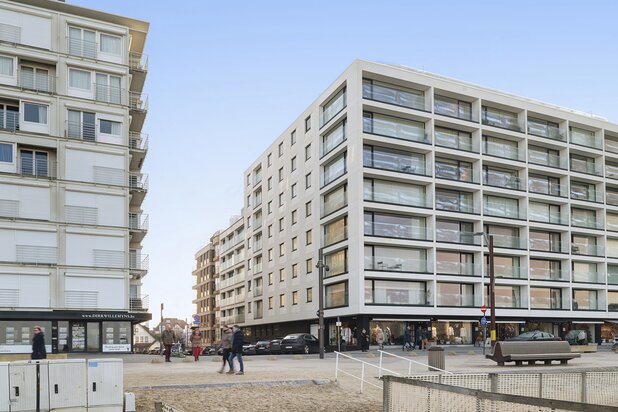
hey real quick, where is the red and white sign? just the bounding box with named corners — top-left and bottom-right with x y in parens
top-left (480, 305), bottom-right (487, 314)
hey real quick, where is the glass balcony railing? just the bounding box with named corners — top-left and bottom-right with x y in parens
top-left (528, 152), bottom-right (567, 169)
top-left (529, 212), bottom-right (566, 225)
top-left (483, 205), bottom-right (522, 219)
top-left (528, 181), bottom-right (566, 197)
top-left (363, 149), bottom-right (428, 176)
top-left (490, 264), bottom-right (526, 279)
top-left (527, 123), bottom-right (566, 141)
top-left (435, 196), bottom-right (477, 214)
top-left (572, 271), bottom-right (602, 284)
top-left (529, 238), bottom-right (567, 253)
top-left (435, 229), bottom-right (480, 245)
top-left (605, 139), bottom-right (618, 154)
top-left (570, 130), bottom-right (600, 149)
top-left (482, 111), bottom-right (522, 132)
top-left (570, 158), bottom-right (603, 176)
top-left (364, 256), bottom-right (429, 273)
top-left (606, 164), bottom-right (618, 180)
top-left (608, 271), bottom-right (618, 285)
top-left (436, 261), bottom-right (480, 276)
top-left (570, 188), bottom-right (603, 203)
top-left (363, 113), bottom-right (429, 144)
top-left (434, 129), bottom-right (478, 152)
top-left (571, 243), bottom-right (603, 256)
top-left (365, 221), bottom-right (430, 240)
top-left (483, 140), bottom-right (522, 161)
top-left (607, 192), bottom-right (618, 206)
top-left (324, 226), bottom-right (347, 246)
top-left (530, 267), bottom-right (569, 281)
top-left (365, 189), bottom-right (430, 208)
top-left (435, 164), bottom-right (478, 183)
top-left (434, 97), bottom-right (475, 122)
top-left (483, 172), bottom-right (524, 190)
top-left (362, 79), bottom-right (426, 111)
top-left (321, 196), bottom-right (347, 217)
top-left (489, 233), bottom-right (526, 249)
top-left (437, 292), bottom-right (475, 307)
top-left (571, 218), bottom-right (603, 230)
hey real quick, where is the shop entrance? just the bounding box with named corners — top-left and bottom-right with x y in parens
top-left (69, 322), bottom-right (101, 352)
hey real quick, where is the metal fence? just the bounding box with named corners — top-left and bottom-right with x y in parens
top-left (384, 371), bottom-right (618, 411)
top-left (383, 376), bottom-right (618, 412)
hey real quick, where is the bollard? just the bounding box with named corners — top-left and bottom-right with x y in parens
top-left (428, 346), bottom-right (445, 372)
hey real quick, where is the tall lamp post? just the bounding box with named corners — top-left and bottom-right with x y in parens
top-left (316, 247), bottom-right (329, 359)
top-left (473, 232), bottom-right (496, 347)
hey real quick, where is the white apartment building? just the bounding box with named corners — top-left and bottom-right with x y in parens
top-left (0, 0), bottom-right (150, 354)
top-left (237, 59), bottom-right (618, 346)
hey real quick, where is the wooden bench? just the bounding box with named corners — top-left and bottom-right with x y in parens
top-left (486, 341), bottom-right (581, 366)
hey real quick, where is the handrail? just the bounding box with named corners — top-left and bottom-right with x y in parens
top-left (378, 350), bottom-right (453, 377)
top-left (334, 351), bottom-right (401, 393)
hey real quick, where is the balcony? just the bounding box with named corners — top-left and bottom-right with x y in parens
top-left (129, 252), bottom-right (149, 272)
top-left (436, 261), bottom-right (480, 276)
top-left (362, 79), bottom-right (427, 111)
top-left (364, 221), bottom-right (430, 241)
top-left (489, 233), bottom-right (526, 249)
top-left (17, 70), bottom-right (56, 94)
top-left (435, 163), bottom-right (478, 184)
top-left (527, 120), bottom-right (565, 141)
top-left (570, 128), bottom-right (600, 149)
top-left (220, 314), bottom-right (245, 325)
top-left (363, 112), bottom-right (429, 144)
top-left (605, 138), bottom-right (618, 154)
top-left (365, 185), bottom-right (430, 209)
top-left (572, 271), bottom-right (602, 284)
top-left (0, 109), bottom-right (19, 132)
top-left (571, 217), bottom-right (603, 230)
top-left (435, 198), bottom-right (478, 214)
top-left (483, 172), bottom-right (524, 190)
top-left (129, 132), bottom-right (148, 170)
top-left (434, 95), bottom-right (475, 122)
top-left (483, 205), bottom-right (522, 220)
top-left (220, 253), bottom-right (245, 271)
top-left (220, 234), bottom-right (245, 253)
top-left (129, 92), bottom-right (148, 112)
top-left (529, 211), bottom-right (566, 226)
top-left (435, 229), bottom-right (480, 245)
top-left (434, 128), bottom-right (478, 152)
top-left (66, 120), bottom-right (96, 141)
top-left (530, 267), bottom-right (569, 281)
top-left (607, 192), bottom-right (618, 206)
top-left (482, 109), bottom-right (521, 132)
top-left (483, 140), bottom-right (522, 161)
top-left (15, 245), bottom-right (57, 264)
top-left (219, 272), bottom-right (246, 289)
top-left (528, 152), bottom-right (567, 169)
top-left (94, 83), bottom-right (124, 105)
top-left (571, 243), bottom-right (603, 257)
top-left (570, 158), bottom-right (603, 176)
top-left (570, 188), bottom-right (603, 203)
top-left (129, 52), bottom-right (149, 72)
top-left (529, 181), bottom-right (567, 198)
top-left (492, 264), bottom-right (526, 279)
top-left (363, 147), bottom-right (429, 176)
top-left (253, 286), bottom-right (263, 298)
top-left (529, 238), bottom-right (567, 254)
top-left (129, 295), bottom-right (149, 312)
top-left (364, 256), bottom-right (429, 273)
top-left (129, 213), bottom-right (148, 244)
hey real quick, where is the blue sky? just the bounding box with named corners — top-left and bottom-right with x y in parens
top-left (71, 0), bottom-right (618, 321)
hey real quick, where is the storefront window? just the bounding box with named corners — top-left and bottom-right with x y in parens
top-left (433, 321), bottom-right (473, 345)
top-left (102, 321), bottom-right (131, 352)
top-left (0, 321), bottom-right (51, 354)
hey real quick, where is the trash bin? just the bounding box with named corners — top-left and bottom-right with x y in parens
top-left (428, 346), bottom-right (445, 372)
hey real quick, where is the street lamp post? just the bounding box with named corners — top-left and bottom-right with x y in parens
top-left (473, 232), bottom-right (497, 347)
top-left (316, 247), bottom-right (329, 359)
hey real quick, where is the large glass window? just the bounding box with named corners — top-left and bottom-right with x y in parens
top-left (69, 68), bottom-right (91, 90)
top-left (572, 290), bottom-right (598, 310)
top-left (0, 55), bottom-right (13, 76)
top-left (363, 79), bottom-right (425, 111)
top-left (571, 208), bottom-right (596, 229)
top-left (20, 150), bottom-right (48, 177)
top-left (528, 117), bottom-right (561, 140)
top-left (529, 202), bottom-right (561, 224)
top-left (607, 213), bottom-right (618, 232)
top-left (434, 95), bottom-right (472, 120)
top-left (321, 87), bottom-right (346, 126)
top-left (68, 110), bottom-right (96, 140)
top-left (364, 178), bottom-right (426, 207)
top-left (23, 103), bottom-right (47, 124)
top-left (322, 152), bottom-right (346, 186)
top-left (572, 262), bottom-right (598, 283)
top-left (483, 135), bottom-right (520, 160)
top-left (570, 126), bottom-right (597, 147)
top-left (530, 288), bottom-right (562, 309)
top-left (483, 166), bottom-right (520, 189)
top-left (607, 238), bottom-right (618, 258)
top-left (0, 142), bottom-right (13, 163)
top-left (100, 33), bottom-right (121, 55)
top-left (570, 154), bottom-right (599, 175)
top-left (487, 285), bottom-right (522, 308)
top-left (529, 230), bottom-right (562, 253)
top-left (489, 255), bottom-right (521, 278)
top-left (435, 220), bottom-right (476, 244)
top-left (364, 245), bottom-right (427, 272)
top-left (94, 73), bottom-right (121, 104)
top-left (435, 157), bottom-right (473, 182)
top-left (365, 280), bottom-right (427, 305)
top-left (482, 106), bottom-right (520, 131)
top-left (609, 292), bottom-right (618, 312)
top-left (435, 189), bottom-right (474, 213)
top-left (528, 145), bottom-right (562, 168)
top-left (321, 120), bottom-right (346, 157)
top-left (0, 321), bottom-right (52, 353)
top-left (363, 112), bottom-right (427, 143)
top-left (0, 104), bottom-right (18, 131)
top-left (530, 259), bottom-right (564, 281)
top-left (484, 225), bottom-right (521, 248)
top-left (324, 216), bottom-right (347, 246)
top-left (570, 181), bottom-right (596, 202)
top-left (20, 66), bottom-right (51, 93)
top-left (99, 119), bottom-right (121, 136)
top-left (436, 251), bottom-right (474, 275)
top-left (571, 235), bottom-right (598, 256)
top-left (325, 249), bottom-right (347, 278)
top-left (364, 212), bottom-right (426, 240)
top-left (102, 321), bottom-right (131, 352)
top-left (363, 145), bottom-right (426, 175)
top-left (435, 127), bottom-right (473, 151)
top-left (483, 195), bottom-right (519, 218)
top-left (529, 174), bottom-right (563, 196)
top-left (69, 27), bottom-right (96, 58)
top-left (325, 282), bottom-right (348, 308)
top-left (436, 283), bottom-right (474, 307)
top-left (322, 184), bottom-right (347, 216)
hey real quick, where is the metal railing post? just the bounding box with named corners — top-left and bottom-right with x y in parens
top-left (378, 351), bottom-right (383, 378)
top-left (581, 372), bottom-right (587, 403)
top-left (360, 363), bottom-right (365, 394)
top-left (335, 352), bottom-right (339, 382)
top-left (407, 359), bottom-right (412, 377)
top-left (538, 373), bottom-right (543, 398)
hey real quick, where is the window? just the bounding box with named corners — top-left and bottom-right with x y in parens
top-left (94, 73), bottom-right (121, 104)
top-left (364, 212), bottom-right (426, 240)
top-left (268, 249), bottom-right (273, 262)
top-left (69, 68), bottom-right (91, 90)
top-left (305, 116), bottom-right (311, 132)
top-left (279, 217), bottom-right (284, 231)
top-left (436, 251), bottom-right (475, 275)
top-left (364, 145), bottom-right (426, 175)
top-left (306, 288), bottom-right (313, 302)
top-left (572, 289), bottom-right (598, 310)
top-left (279, 294), bottom-right (285, 307)
top-left (268, 296), bottom-right (273, 309)
top-left (325, 249), bottom-right (347, 277)
top-left (321, 120), bottom-right (346, 157)
top-left (482, 106), bottom-right (519, 131)
top-left (365, 280), bottom-right (427, 305)
top-left (279, 243), bottom-right (285, 256)
top-left (485, 224), bottom-right (521, 248)
top-left (528, 117), bottom-right (561, 139)
top-left (0, 104), bottom-right (18, 131)
top-left (306, 201), bottom-right (312, 217)
top-left (278, 142), bottom-right (284, 157)
top-left (324, 216), bottom-right (347, 246)
top-left (321, 88), bottom-right (346, 126)
top-left (363, 79), bottom-right (423, 110)
top-left (291, 130), bottom-right (296, 145)
top-left (291, 237), bottom-right (298, 251)
top-left (364, 245), bottom-right (427, 272)
top-left (529, 145), bottom-right (561, 168)
top-left (279, 193), bottom-right (284, 207)
top-left (437, 283), bottom-right (474, 306)
top-left (279, 269), bottom-right (285, 282)
top-left (363, 112), bottom-right (426, 143)
top-left (434, 95), bottom-right (472, 121)
top-left (365, 178), bottom-right (426, 207)
top-left (0, 143), bottom-right (13, 163)
top-left (292, 291), bottom-right (299, 305)
top-left (306, 230), bottom-right (312, 245)
top-left (291, 183), bottom-right (297, 198)
top-left (484, 195), bottom-right (519, 218)
top-left (279, 167), bottom-right (284, 182)
top-left (291, 209), bottom-right (298, 224)
top-left (322, 152), bottom-right (346, 186)
top-left (67, 110), bottom-right (95, 140)
top-left (23, 103), bottom-right (47, 124)
top-left (435, 157), bottom-right (473, 182)
top-left (291, 156), bottom-right (297, 171)
top-left (306, 258), bottom-right (313, 274)
top-left (100, 33), bottom-right (121, 55)
top-left (20, 150), bottom-right (48, 177)
top-left (530, 259), bottom-right (564, 281)
top-left (267, 201), bottom-right (272, 214)
top-left (267, 177), bottom-right (272, 190)
top-left (267, 153), bottom-right (272, 166)
top-left (529, 202), bottom-right (561, 224)
top-left (483, 135), bottom-right (519, 160)
top-left (435, 127), bottom-right (473, 151)
top-left (436, 219), bottom-right (475, 244)
top-left (325, 282), bottom-right (348, 308)
top-left (99, 119), bottom-right (121, 136)
top-left (267, 224), bottom-right (273, 238)
top-left (305, 173), bottom-right (312, 189)
top-left (268, 272), bottom-right (273, 285)
top-left (292, 264), bottom-right (298, 278)
top-left (69, 27), bottom-right (96, 58)
top-left (435, 189), bottom-right (473, 213)
top-left (0, 55), bottom-right (13, 76)
top-left (305, 144), bottom-right (311, 161)
top-left (483, 166), bottom-right (519, 189)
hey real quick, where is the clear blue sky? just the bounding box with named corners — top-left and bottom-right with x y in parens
top-left (71, 0), bottom-right (618, 321)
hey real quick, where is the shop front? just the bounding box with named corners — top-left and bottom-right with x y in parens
top-left (0, 310), bottom-right (151, 354)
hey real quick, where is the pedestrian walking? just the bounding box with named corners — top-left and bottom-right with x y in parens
top-left (376, 327), bottom-right (385, 350)
top-left (228, 325), bottom-right (244, 375)
top-left (415, 326), bottom-right (422, 350)
top-left (161, 323), bottom-right (176, 362)
top-left (403, 326), bottom-right (412, 351)
top-left (421, 328), bottom-right (429, 350)
top-left (360, 328), bottom-right (369, 352)
top-left (190, 327), bottom-right (202, 361)
top-left (218, 325), bottom-right (233, 373)
top-left (31, 325), bottom-right (46, 360)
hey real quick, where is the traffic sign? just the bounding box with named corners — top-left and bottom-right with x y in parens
top-left (480, 305), bottom-right (487, 314)
top-left (480, 316), bottom-right (487, 325)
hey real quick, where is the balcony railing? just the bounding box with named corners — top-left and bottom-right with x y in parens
top-left (483, 205), bottom-right (522, 220)
top-left (572, 272), bottom-right (602, 284)
top-left (482, 111), bottom-right (522, 132)
top-left (434, 97), bottom-right (476, 122)
top-left (129, 52), bottom-right (149, 71)
top-left (436, 261), bottom-right (480, 276)
top-left (529, 181), bottom-right (567, 198)
top-left (529, 239), bottom-right (568, 253)
top-left (607, 192), bottom-right (618, 206)
top-left (528, 152), bottom-right (567, 169)
top-left (366, 189), bottom-right (430, 209)
top-left (530, 267), bottom-right (570, 281)
top-left (129, 213), bottom-right (149, 231)
top-left (570, 158), bottom-right (603, 176)
top-left (129, 173), bottom-right (149, 191)
top-left (220, 234), bottom-right (244, 253)
top-left (94, 83), bottom-right (124, 105)
top-left (527, 124), bottom-right (566, 141)
top-left (67, 36), bottom-right (97, 59)
top-left (570, 189), bottom-right (603, 203)
top-left (0, 109), bottom-right (19, 132)
top-left (489, 233), bottom-right (526, 249)
top-left (435, 164), bottom-right (478, 183)
top-left (437, 293), bottom-right (475, 307)
top-left (365, 221), bottom-right (430, 241)
top-left (321, 195), bottom-right (347, 217)
top-left (483, 140), bottom-right (522, 161)
top-left (66, 120), bottom-right (96, 141)
top-left (129, 132), bottom-right (149, 151)
top-left (529, 212), bottom-right (566, 225)
top-left (129, 252), bottom-right (149, 271)
top-left (16, 245), bottom-right (57, 264)
top-left (363, 80), bottom-right (427, 111)
top-left (220, 314), bottom-right (245, 325)
top-left (491, 264), bottom-right (526, 279)
top-left (130, 295), bottom-right (149, 311)
top-left (434, 130), bottom-right (478, 152)
top-left (364, 256), bottom-right (430, 273)
top-left (363, 113), bottom-right (429, 144)
top-left (570, 130), bottom-right (600, 149)
top-left (605, 139), bottom-right (618, 154)
top-left (571, 218), bottom-right (603, 230)
top-left (571, 243), bottom-right (603, 256)
top-left (129, 92), bottom-right (149, 111)
top-left (219, 272), bottom-right (246, 289)
top-left (483, 172), bottom-right (524, 190)
top-left (17, 70), bottom-right (56, 94)
top-left (435, 229), bottom-right (480, 245)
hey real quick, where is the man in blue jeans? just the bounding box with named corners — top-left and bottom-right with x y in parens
top-left (228, 325), bottom-right (244, 375)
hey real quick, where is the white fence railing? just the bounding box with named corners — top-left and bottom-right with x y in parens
top-left (378, 350), bottom-right (453, 378)
top-left (334, 351), bottom-right (410, 394)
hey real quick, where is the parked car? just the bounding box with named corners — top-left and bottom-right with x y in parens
top-left (254, 340), bottom-right (272, 355)
top-left (564, 330), bottom-right (589, 345)
top-left (509, 331), bottom-right (560, 341)
top-left (242, 343), bottom-right (256, 355)
top-left (280, 333), bottom-right (319, 354)
top-left (201, 346), bottom-right (217, 356)
top-left (268, 337), bottom-right (284, 354)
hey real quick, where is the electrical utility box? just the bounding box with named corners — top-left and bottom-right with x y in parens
top-left (8, 360), bottom-right (50, 412)
top-left (87, 359), bottom-right (123, 412)
top-left (0, 362), bottom-right (9, 412)
top-left (48, 359), bottom-right (87, 411)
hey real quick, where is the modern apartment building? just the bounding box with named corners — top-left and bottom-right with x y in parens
top-left (0, 0), bottom-right (150, 354)
top-left (193, 238), bottom-right (217, 345)
top-left (235, 59), bottom-right (618, 346)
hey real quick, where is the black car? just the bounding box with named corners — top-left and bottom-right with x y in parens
top-left (280, 333), bottom-right (319, 354)
top-left (254, 340), bottom-right (272, 355)
top-left (242, 343), bottom-right (256, 355)
top-left (509, 331), bottom-right (560, 341)
top-left (268, 337), bottom-right (284, 354)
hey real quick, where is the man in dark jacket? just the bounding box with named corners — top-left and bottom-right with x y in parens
top-left (228, 325), bottom-right (244, 375)
top-left (403, 326), bottom-right (412, 351)
top-left (31, 325), bottom-right (47, 360)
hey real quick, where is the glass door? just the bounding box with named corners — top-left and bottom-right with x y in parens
top-left (87, 322), bottom-right (100, 352)
top-left (70, 322), bottom-right (86, 352)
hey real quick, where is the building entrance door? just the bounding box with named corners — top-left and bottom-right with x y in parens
top-left (87, 322), bottom-right (100, 352)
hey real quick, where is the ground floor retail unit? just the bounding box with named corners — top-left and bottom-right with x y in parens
top-left (0, 310), bottom-right (151, 354)
top-left (245, 315), bottom-right (618, 347)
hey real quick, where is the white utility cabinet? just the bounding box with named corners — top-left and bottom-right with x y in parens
top-left (87, 359), bottom-right (123, 412)
top-left (48, 359), bottom-right (87, 411)
top-left (0, 362), bottom-right (9, 412)
top-left (8, 360), bottom-right (50, 412)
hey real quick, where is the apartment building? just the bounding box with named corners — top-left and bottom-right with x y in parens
top-left (236, 59), bottom-right (618, 346)
top-left (0, 0), bottom-right (150, 354)
top-left (193, 239), bottom-right (217, 345)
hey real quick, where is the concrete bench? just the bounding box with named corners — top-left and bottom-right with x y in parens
top-left (486, 341), bottom-right (581, 366)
